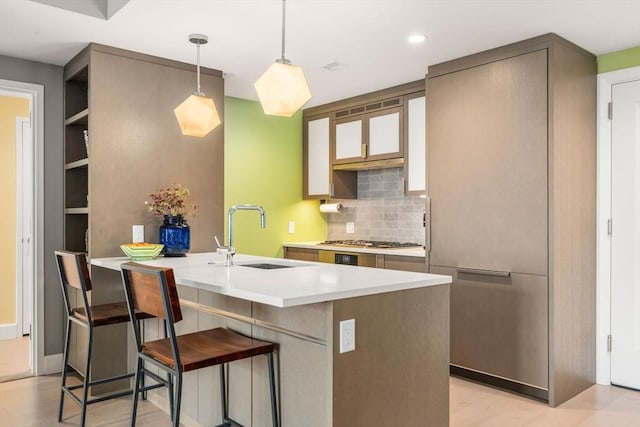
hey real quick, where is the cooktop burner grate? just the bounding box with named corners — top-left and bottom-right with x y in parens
top-left (318, 240), bottom-right (423, 249)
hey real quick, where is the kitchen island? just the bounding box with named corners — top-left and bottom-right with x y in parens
top-left (92, 252), bottom-right (451, 427)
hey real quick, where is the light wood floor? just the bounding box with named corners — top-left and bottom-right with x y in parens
top-left (0, 336), bottom-right (31, 382)
top-left (1, 374), bottom-right (640, 426)
top-left (450, 376), bottom-right (640, 426)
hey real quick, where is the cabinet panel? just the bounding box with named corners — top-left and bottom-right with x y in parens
top-left (432, 266), bottom-right (548, 390)
top-left (384, 255), bottom-right (426, 272)
top-left (368, 110), bottom-right (400, 156)
top-left (405, 94), bottom-right (426, 193)
top-left (306, 117), bottom-right (331, 197)
top-left (335, 118), bottom-right (363, 160)
top-left (428, 50), bottom-right (548, 275)
top-left (284, 247), bottom-right (318, 262)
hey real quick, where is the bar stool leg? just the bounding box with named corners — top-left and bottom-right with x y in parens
top-left (79, 326), bottom-right (94, 427)
top-left (220, 363), bottom-right (228, 422)
top-left (267, 353), bottom-right (279, 427)
top-left (58, 318), bottom-right (72, 422)
top-left (130, 358), bottom-right (143, 427)
top-left (173, 370), bottom-right (182, 427)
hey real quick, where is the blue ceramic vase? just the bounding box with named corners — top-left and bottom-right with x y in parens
top-left (159, 215), bottom-right (190, 257)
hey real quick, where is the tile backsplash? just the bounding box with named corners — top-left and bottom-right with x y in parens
top-left (327, 167), bottom-right (426, 245)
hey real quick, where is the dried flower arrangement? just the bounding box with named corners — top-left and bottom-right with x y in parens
top-left (145, 184), bottom-right (197, 218)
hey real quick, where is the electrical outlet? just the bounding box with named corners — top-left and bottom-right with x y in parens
top-left (132, 225), bottom-right (144, 243)
top-left (346, 222), bottom-right (355, 234)
top-left (288, 221), bottom-right (295, 234)
top-left (339, 319), bottom-right (355, 353)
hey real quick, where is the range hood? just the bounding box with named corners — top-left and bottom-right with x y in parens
top-left (332, 157), bottom-right (404, 171)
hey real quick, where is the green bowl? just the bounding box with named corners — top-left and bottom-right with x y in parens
top-left (120, 243), bottom-right (164, 261)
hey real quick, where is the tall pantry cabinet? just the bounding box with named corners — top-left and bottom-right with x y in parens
top-left (63, 44), bottom-right (224, 384)
top-left (427, 33), bottom-right (596, 406)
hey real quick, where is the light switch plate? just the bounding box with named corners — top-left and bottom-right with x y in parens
top-left (132, 225), bottom-right (144, 243)
top-left (288, 221), bottom-right (295, 234)
top-left (346, 222), bottom-right (355, 234)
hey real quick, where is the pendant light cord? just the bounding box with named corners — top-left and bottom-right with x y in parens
top-left (196, 41), bottom-right (202, 95)
top-left (280, 0), bottom-right (287, 63)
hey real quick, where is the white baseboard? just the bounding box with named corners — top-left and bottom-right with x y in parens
top-left (0, 323), bottom-right (18, 340)
top-left (43, 353), bottom-right (63, 375)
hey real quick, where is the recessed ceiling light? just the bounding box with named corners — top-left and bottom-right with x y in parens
top-left (408, 34), bottom-right (427, 44)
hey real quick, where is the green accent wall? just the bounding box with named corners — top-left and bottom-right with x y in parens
top-left (224, 97), bottom-right (326, 257)
top-left (598, 45), bottom-right (640, 73)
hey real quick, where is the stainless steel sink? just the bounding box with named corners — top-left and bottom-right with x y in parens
top-left (239, 263), bottom-right (295, 270)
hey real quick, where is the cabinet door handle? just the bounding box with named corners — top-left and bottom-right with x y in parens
top-left (456, 268), bottom-right (511, 278)
top-left (361, 143), bottom-right (367, 158)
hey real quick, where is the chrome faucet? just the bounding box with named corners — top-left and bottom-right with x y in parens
top-left (215, 204), bottom-right (266, 266)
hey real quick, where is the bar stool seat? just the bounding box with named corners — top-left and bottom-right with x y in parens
top-left (55, 250), bottom-right (157, 427)
top-left (121, 261), bottom-right (279, 427)
top-left (71, 301), bottom-right (152, 326)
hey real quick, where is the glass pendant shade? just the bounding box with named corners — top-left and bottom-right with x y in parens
top-left (255, 61), bottom-right (312, 117)
top-left (255, 0), bottom-right (312, 117)
top-left (174, 94), bottom-right (221, 137)
top-left (175, 33), bottom-right (221, 138)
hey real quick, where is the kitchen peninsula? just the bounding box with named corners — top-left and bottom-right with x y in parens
top-left (92, 252), bottom-right (451, 427)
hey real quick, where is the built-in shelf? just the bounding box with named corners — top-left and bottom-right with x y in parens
top-left (65, 207), bottom-right (89, 214)
top-left (65, 158), bottom-right (89, 169)
top-left (64, 108), bottom-right (89, 126)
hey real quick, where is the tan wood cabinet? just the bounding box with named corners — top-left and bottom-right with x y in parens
top-left (63, 43), bottom-right (224, 387)
top-left (303, 114), bottom-right (357, 199)
top-left (302, 81), bottom-right (424, 200)
top-left (283, 246), bottom-right (318, 262)
top-left (427, 33), bottom-right (596, 407)
top-left (284, 246), bottom-right (426, 272)
top-left (384, 254), bottom-right (427, 273)
top-left (333, 105), bottom-right (403, 164)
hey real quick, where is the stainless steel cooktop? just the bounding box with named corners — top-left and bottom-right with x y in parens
top-left (318, 240), bottom-right (423, 249)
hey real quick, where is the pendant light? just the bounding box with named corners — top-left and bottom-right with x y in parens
top-left (174, 34), bottom-right (221, 137)
top-left (254, 0), bottom-right (312, 117)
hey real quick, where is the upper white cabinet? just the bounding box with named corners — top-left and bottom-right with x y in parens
top-left (333, 105), bottom-right (403, 164)
top-left (305, 116), bottom-right (331, 197)
top-left (335, 118), bottom-right (363, 160)
top-left (405, 94), bottom-right (426, 194)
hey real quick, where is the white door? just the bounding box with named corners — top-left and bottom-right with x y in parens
top-left (16, 116), bottom-right (32, 338)
top-left (611, 79), bottom-right (640, 389)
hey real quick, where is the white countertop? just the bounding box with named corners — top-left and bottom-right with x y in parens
top-left (92, 252), bottom-right (449, 308)
top-left (283, 241), bottom-right (426, 257)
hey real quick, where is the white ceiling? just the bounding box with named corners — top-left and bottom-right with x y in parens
top-left (1, 0), bottom-right (639, 107)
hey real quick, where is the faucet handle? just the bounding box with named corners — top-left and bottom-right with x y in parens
top-left (214, 235), bottom-right (236, 266)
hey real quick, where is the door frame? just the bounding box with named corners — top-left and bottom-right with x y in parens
top-left (0, 79), bottom-right (44, 375)
top-left (596, 65), bottom-right (640, 385)
top-left (15, 115), bottom-right (32, 339)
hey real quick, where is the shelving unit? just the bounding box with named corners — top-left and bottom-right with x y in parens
top-left (64, 62), bottom-right (89, 255)
top-left (61, 42), bottom-right (225, 389)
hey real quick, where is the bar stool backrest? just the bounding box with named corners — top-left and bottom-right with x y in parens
top-left (55, 250), bottom-right (93, 324)
top-left (121, 263), bottom-right (182, 322)
top-left (121, 262), bottom-right (183, 369)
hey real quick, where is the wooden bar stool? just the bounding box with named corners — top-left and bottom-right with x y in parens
top-left (55, 250), bottom-right (157, 426)
top-left (120, 261), bottom-right (279, 427)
